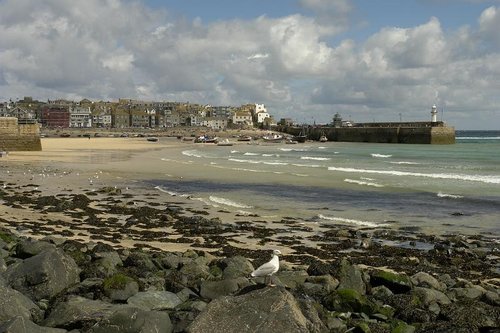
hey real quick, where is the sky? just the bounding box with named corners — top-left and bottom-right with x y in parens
top-left (1, 0), bottom-right (500, 129)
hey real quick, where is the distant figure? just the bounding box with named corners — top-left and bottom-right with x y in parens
top-left (251, 249), bottom-right (281, 286)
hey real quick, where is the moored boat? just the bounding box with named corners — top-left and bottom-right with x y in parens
top-left (262, 134), bottom-right (284, 143)
top-left (147, 137), bottom-right (159, 142)
top-left (319, 135), bottom-right (328, 142)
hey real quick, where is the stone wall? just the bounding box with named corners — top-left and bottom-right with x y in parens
top-left (0, 117), bottom-right (42, 151)
top-left (280, 125), bottom-right (455, 144)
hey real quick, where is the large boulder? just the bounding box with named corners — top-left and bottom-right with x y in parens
top-left (337, 259), bottom-right (366, 295)
top-left (4, 249), bottom-right (80, 301)
top-left (14, 240), bottom-right (56, 259)
top-left (370, 269), bottom-right (412, 294)
top-left (88, 307), bottom-right (172, 333)
top-left (199, 278), bottom-right (247, 300)
top-left (127, 291), bottom-right (182, 310)
top-left (0, 316), bottom-right (67, 333)
top-left (0, 285), bottom-right (43, 323)
top-left (187, 287), bottom-right (327, 333)
top-left (221, 256), bottom-right (254, 279)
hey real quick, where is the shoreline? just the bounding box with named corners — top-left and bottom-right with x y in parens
top-left (0, 137), bottom-right (498, 278)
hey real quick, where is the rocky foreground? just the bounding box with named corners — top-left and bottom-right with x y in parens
top-left (0, 181), bottom-right (499, 332)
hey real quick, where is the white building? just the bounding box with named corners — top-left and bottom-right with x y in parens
top-left (255, 103), bottom-right (270, 123)
top-left (69, 106), bottom-right (92, 128)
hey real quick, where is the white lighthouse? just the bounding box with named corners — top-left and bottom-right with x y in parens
top-left (431, 104), bottom-right (438, 123)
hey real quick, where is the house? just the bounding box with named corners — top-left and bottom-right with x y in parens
top-left (41, 106), bottom-right (70, 128)
top-left (232, 111), bottom-right (253, 126)
top-left (69, 106), bottom-right (92, 128)
top-left (201, 117), bottom-right (228, 130)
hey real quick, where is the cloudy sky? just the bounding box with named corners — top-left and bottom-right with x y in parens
top-left (1, 0), bottom-right (499, 129)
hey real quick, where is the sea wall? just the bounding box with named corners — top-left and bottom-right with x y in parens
top-left (0, 117), bottom-right (42, 151)
top-left (280, 125), bottom-right (455, 144)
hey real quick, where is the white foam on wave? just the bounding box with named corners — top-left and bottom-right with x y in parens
top-left (318, 146), bottom-right (327, 149)
top-left (263, 161), bottom-right (288, 166)
top-left (301, 156), bottom-right (331, 161)
top-left (192, 197), bottom-right (220, 207)
top-left (328, 167), bottom-right (500, 184)
top-left (390, 161), bottom-right (420, 165)
top-left (230, 150), bottom-right (239, 154)
top-left (160, 158), bottom-right (193, 165)
top-left (262, 153), bottom-right (280, 157)
top-left (155, 185), bottom-right (192, 198)
top-left (279, 148), bottom-right (308, 152)
top-left (371, 153), bottom-right (392, 158)
top-left (292, 163), bottom-right (322, 168)
top-left (344, 178), bottom-right (384, 188)
top-left (228, 158), bottom-right (260, 164)
top-left (318, 214), bottom-right (387, 228)
top-left (437, 192), bottom-right (464, 199)
top-left (209, 196), bottom-right (253, 208)
top-left (182, 150), bottom-right (203, 158)
top-left (244, 152), bottom-right (260, 156)
top-left (457, 136), bottom-right (500, 140)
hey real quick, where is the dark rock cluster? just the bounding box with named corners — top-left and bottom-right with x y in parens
top-left (0, 228), bottom-right (499, 333)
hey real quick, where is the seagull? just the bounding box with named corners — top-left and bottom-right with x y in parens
top-left (251, 249), bottom-right (281, 286)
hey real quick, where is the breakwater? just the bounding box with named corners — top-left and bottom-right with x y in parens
top-left (280, 122), bottom-right (455, 144)
top-left (0, 117), bottom-right (42, 151)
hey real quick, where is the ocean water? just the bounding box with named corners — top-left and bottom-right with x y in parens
top-left (146, 131), bottom-right (500, 236)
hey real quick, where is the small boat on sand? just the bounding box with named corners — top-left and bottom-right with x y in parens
top-left (319, 135), bottom-right (328, 142)
top-left (237, 135), bottom-right (252, 142)
top-left (147, 137), bottom-right (159, 142)
top-left (262, 134), bottom-right (284, 143)
top-left (217, 139), bottom-right (233, 146)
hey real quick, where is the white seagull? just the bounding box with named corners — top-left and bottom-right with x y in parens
top-left (251, 249), bottom-right (281, 286)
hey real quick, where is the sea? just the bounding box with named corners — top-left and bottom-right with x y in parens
top-left (146, 130), bottom-right (500, 237)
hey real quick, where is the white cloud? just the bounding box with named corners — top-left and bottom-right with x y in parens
top-left (0, 1), bottom-right (499, 128)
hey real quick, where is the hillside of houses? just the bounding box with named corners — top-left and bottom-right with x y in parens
top-left (0, 97), bottom-right (276, 130)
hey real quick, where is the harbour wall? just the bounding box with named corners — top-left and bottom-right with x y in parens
top-left (0, 117), bottom-right (42, 151)
top-left (280, 123), bottom-right (455, 144)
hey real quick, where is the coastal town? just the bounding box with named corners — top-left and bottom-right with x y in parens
top-left (0, 97), bottom-right (282, 130)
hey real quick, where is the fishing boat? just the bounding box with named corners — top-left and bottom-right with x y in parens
top-left (0, 151), bottom-right (8, 157)
top-left (237, 135), bottom-right (252, 142)
top-left (293, 127), bottom-right (307, 143)
top-left (146, 137), bottom-right (159, 142)
top-left (195, 135), bottom-right (218, 143)
top-left (262, 133), bottom-right (284, 143)
top-left (217, 139), bottom-right (233, 146)
top-left (319, 134), bottom-right (328, 142)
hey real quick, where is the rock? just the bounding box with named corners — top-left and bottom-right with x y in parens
top-left (275, 270), bottom-right (308, 289)
top-left (411, 272), bottom-right (444, 291)
top-left (306, 260), bottom-right (336, 276)
top-left (127, 291), bottom-right (182, 310)
top-left (14, 240), bottom-right (56, 259)
top-left (483, 290), bottom-right (500, 306)
top-left (88, 307), bottom-right (172, 333)
top-left (179, 260), bottom-right (211, 288)
top-left (123, 251), bottom-right (158, 277)
top-left (323, 288), bottom-right (378, 315)
top-left (302, 275), bottom-right (339, 300)
top-left (4, 248), bottom-right (80, 301)
top-left (448, 286), bottom-right (486, 301)
top-left (337, 259), bottom-right (366, 295)
top-left (371, 285), bottom-right (393, 301)
top-left (0, 316), bottom-right (67, 333)
top-left (0, 257), bottom-right (6, 273)
top-left (103, 274), bottom-right (139, 301)
top-left (199, 278), bottom-right (243, 300)
top-left (370, 269), bottom-right (412, 294)
top-left (221, 256), bottom-right (254, 279)
top-left (391, 321), bottom-right (415, 333)
top-left (325, 317), bottom-right (347, 333)
top-left (89, 251), bottom-right (123, 278)
top-left (43, 296), bottom-right (115, 329)
top-left (187, 287), bottom-right (327, 333)
top-left (413, 287), bottom-right (451, 307)
top-left (0, 285), bottom-right (43, 323)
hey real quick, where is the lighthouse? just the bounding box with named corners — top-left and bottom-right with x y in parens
top-left (431, 104), bottom-right (438, 123)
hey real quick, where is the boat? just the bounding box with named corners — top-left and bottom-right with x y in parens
top-left (262, 133), bottom-right (284, 143)
top-left (217, 139), bottom-right (233, 146)
top-left (237, 135), bottom-right (252, 142)
top-left (195, 135), bottom-right (218, 143)
top-left (319, 135), bottom-right (328, 142)
top-left (146, 137), bottom-right (159, 142)
top-left (285, 139), bottom-right (298, 144)
top-left (60, 133), bottom-right (71, 138)
top-left (293, 127), bottom-right (307, 143)
top-left (0, 151), bottom-right (8, 157)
